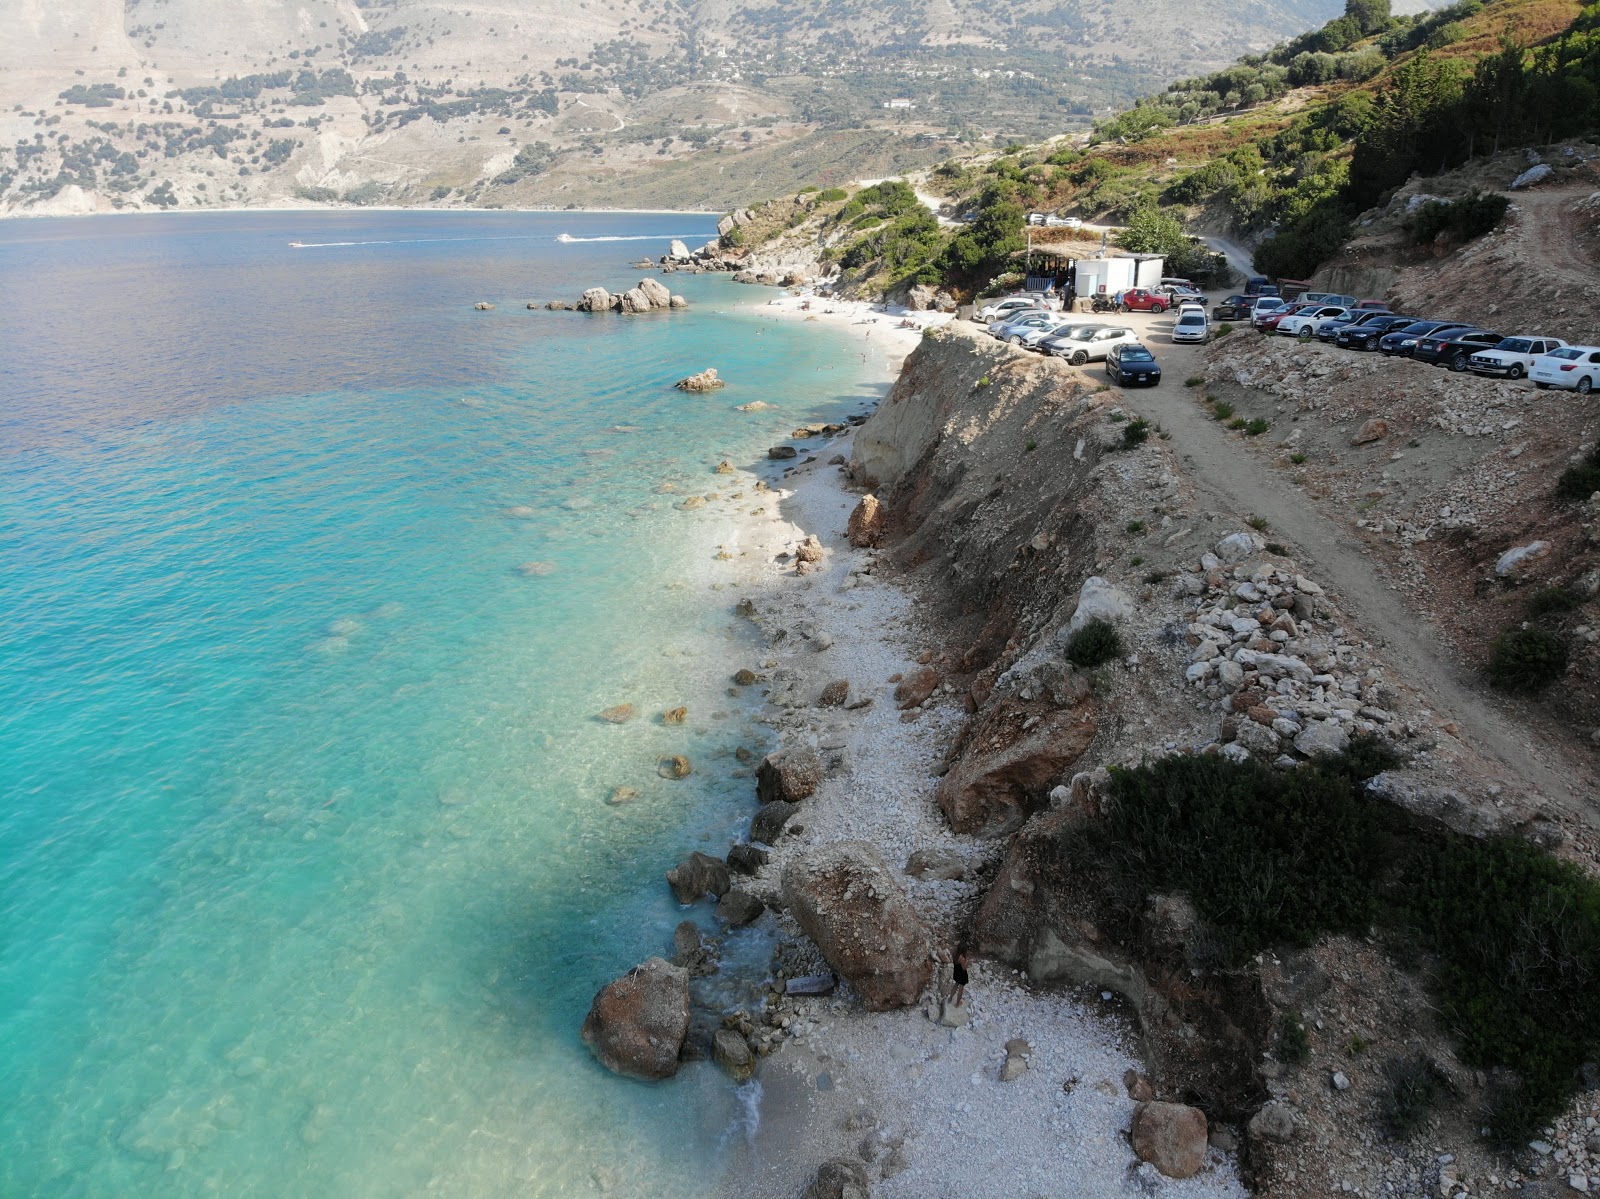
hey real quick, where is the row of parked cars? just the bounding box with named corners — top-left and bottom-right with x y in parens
top-left (1213, 293), bottom-right (1600, 394)
top-left (975, 292), bottom-right (1209, 384)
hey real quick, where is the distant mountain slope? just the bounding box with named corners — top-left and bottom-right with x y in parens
top-left (0, 0), bottom-right (1361, 214)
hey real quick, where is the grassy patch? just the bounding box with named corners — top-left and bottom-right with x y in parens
top-left (1228, 416), bottom-right (1248, 430)
top-left (1277, 1013), bottom-right (1312, 1066)
top-left (1380, 1055), bottom-right (1449, 1141)
top-left (1185, 375), bottom-right (1206, 388)
top-left (1487, 625), bottom-right (1569, 692)
top-left (1244, 418), bottom-right (1271, 436)
top-left (1064, 618), bottom-right (1122, 668)
top-left (1025, 437), bottom-right (1038, 452)
top-left (1290, 451), bottom-right (1308, 465)
top-left (1216, 322), bottom-right (1235, 338)
top-left (1126, 519), bottom-right (1147, 533)
top-left (1212, 401), bottom-right (1236, 421)
top-left (1246, 515), bottom-right (1271, 531)
top-left (1556, 444), bottom-right (1600, 501)
top-left (1122, 418), bottom-right (1151, 450)
top-left (1265, 541), bottom-right (1290, 555)
top-left (1527, 586), bottom-right (1581, 618)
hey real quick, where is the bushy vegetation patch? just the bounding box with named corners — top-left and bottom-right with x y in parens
top-left (1407, 189), bottom-right (1510, 244)
top-left (1556, 444), bottom-right (1600, 501)
top-left (1063, 619), bottom-right (1122, 668)
top-left (1398, 835), bottom-right (1600, 1147)
top-left (1121, 418), bottom-right (1151, 449)
top-left (1074, 741), bottom-right (1600, 1147)
top-left (1526, 586), bottom-right (1582, 618)
top-left (1487, 625), bottom-right (1569, 692)
top-left (1380, 1054), bottom-right (1450, 1140)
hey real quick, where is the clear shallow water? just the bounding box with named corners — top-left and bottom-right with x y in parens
top-left (0, 211), bottom-right (882, 1196)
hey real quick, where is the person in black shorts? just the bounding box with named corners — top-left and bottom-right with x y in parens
top-left (950, 949), bottom-right (970, 1008)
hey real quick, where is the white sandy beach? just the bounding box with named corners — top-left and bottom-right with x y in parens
top-left (681, 301), bottom-right (1248, 1198)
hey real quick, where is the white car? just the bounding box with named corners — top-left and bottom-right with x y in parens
top-left (1171, 309), bottom-right (1211, 344)
top-left (1531, 345), bottom-right (1600, 393)
top-left (1042, 325), bottom-right (1139, 365)
top-left (1018, 320), bottom-right (1094, 350)
top-left (991, 311), bottom-right (1063, 342)
top-left (977, 295), bottom-right (1043, 322)
top-left (1277, 305), bottom-right (1350, 338)
top-left (1045, 215), bottom-right (1083, 228)
top-left (1469, 336), bottom-right (1568, 380)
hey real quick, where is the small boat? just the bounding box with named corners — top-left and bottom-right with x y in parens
top-left (289, 241), bottom-right (305, 248)
top-left (556, 233), bottom-right (576, 243)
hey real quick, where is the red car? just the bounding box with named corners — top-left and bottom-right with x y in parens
top-left (1118, 288), bottom-right (1171, 313)
top-left (1257, 302), bottom-right (1312, 332)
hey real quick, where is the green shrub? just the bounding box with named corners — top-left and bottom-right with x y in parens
top-left (1088, 752), bottom-right (1386, 962)
top-left (1487, 625), bottom-right (1569, 692)
top-left (1185, 375), bottom-right (1205, 388)
top-left (1064, 618), bottom-right (1123, 668)
top-left (1278, 1013), bottom-right (1312, 1065)
top-left (1265, 541), bottom-right (1289, 555)
top-left (1290, 452), bottom-right (1308, 465)
top-left (817, 187), bottom-right (848, 203)
top-left (1556, 445), bottom-right (1600, 501)
top-left (1213, 401), bottom-right (1235, 421)
top-left (1122, 418), bottom-right (1151, 449)
top-left (1126, 519), bottom-right (1147, 533)
top-left (1380, 1055), bottom-right (1448, 1140)
top-left (1408, 190), bottom-right (1511, 244)
top-left (1398, 834), bottom-right (1600, 1147)
top-left (1244, 418), bottom-right (1271, 435)
top-left (1228, 416), bottom-right (1247, 430)
top-left (1527, 587), bottom-right (1581, 618)
top-left (1025, 438), bottom-right (1038, 452)
top-left (1216, 322), bottom-right (1235, 338)
top-left (1246, 514), bottom-right (1270, 531)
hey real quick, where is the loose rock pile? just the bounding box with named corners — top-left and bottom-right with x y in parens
top-left (1175, 535), bottom-right (1415, 764)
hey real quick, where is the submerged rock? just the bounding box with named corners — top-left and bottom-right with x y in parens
top-left (595, 703), bottom-right (637, 724)
top-left (580, 958), bottom-right (691, 1080)
top-left (658, 755), bottom-right (693, 780)
top-left (666, 851), bottom-right (731, 905)
top-left (713, 1028), bottom-right (755, 1082)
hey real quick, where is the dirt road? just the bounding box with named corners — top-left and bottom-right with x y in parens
top-left (1099, 307), bottom-right (1591, 817)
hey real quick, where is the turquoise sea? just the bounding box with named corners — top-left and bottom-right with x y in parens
top-left (0, 211), bottom-right (882, 1196)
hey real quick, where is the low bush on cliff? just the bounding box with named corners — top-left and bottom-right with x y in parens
top-left (1555, 444), bottom-right (1600, 501)
top-left (1486, 625), bottom-right (1568, 692)
top-left (1076, 741), bottom-right (1600, 1146)
top-left (1397, 834), bottom-right (1600, 1148)
top-left (1063, 619), bottom-right (1122, 667)
top-left (1092, 752), bottom-right (1386, 963)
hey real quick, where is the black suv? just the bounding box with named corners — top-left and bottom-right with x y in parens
top-left (1413, 328), bottom-right (1504, 370)
top-left (1335, 313), bottom-right (1415, 350)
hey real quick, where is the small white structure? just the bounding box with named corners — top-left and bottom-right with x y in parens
top-left (883, 98), bottom-right (915, 109)
top-left (1074, 254), bottom-right (1164, 297)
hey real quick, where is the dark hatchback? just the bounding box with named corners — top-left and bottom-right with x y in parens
top-left (1105, 342), bottom-right (1162, 387)
top-left (1211, 294), bottom-right (1256, 321)
top-left (1315, 308), bottom-right (1392, 343)
top-left (1413, 328), bottom-right (1504, 370)
top-left (1377, 320), bottom-right (1469, 357)
top-left (1335, 313), bottom-right (1415, 350)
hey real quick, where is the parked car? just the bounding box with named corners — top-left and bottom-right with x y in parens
top-left (1300, 292), bottom-right (1359, 308)
top-left (1045, 214), bottom-right (1083, 228)
top-left (1041, 325), bottom-right (1140, 364)
top-left (1531, 345), bottom-right (1600, 393)
top-left (990, 311), bottom-right (1063, 342)
top-left (1277, 305), bottom-right (1351, 338)
top-left (1212, 295), bottom-right (1256, 321)
top-left (1248, 297), bottom-right (1290, 328)
top-left (1414, 328), bottom-right (1504, 370)
top-left (1353, 300), bottom-right (1393, 310)
top-left (977, 295), bottom-right (1045, 322)
top-left (1171, 308), bottom-right (1211, 344)
top-left (1017, 320), bottom-right (1093, 350)
top-left (1377, 320), bottom-right (1472, 357)
top-left (1157, 284), bottom-right (1207, 308)
top-left (1469, 336), bottom-right (1568, 379)
top-left (1244, 276), bottom-right (1280, 297)
top-left (1105, 342), bottom-right (1163, 387)
top-left (1118, 288), bottom-right (1172, 314)
top-left (1256, 302), bottom-right (1320, 333)
top-left (1316, 308), bottom-right (1392, 343)
top-left (1335, 314), bottom-right (1416, 350)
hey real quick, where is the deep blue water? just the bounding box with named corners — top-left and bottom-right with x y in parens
top-left (0, 210), bottom-right (880, 1197)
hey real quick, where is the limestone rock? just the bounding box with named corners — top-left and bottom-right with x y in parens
top-left (669, 295), bottom-right (689, 309)
top-left (768, 445), bottom-right (798, 460)
top-left (596, 703), bottom-right (637, 724)
top-left (715, 889), bottom-right (765, 927)
top-left (1000, 1038), bottom-right (1031, 1082)
top-left (1215, 531), bottom-right (1262, 563)
top-left (1495, 540), bottom-right (1551, 576)
top-left (672, 920), bottom-right (718, 977)
top-left (576, 287), bottom-right (615, 313)
top-left (637, 277), bottom-right (672, 308)
top-left (618, 287), bottom-right (653, 314)
top-left (1351, 417), bottom-right (1389, 445)
top-left (751, 800), bottom-right (799, 844)
top-left (1248, 1101), bottom-right (1300, 1143)
top-left (713, 1028), bottom-right (755, 1082)
top-left (1294, 720), bottom-right (1350, 759)
top-left (937, 706), bottom-right (1096, 835)
top-left (658, 755), bottom-right (693, 779)
top-left (1065, 576), bottom-right (1135, 633)
top-left (666, 851), bottom-right (731, 904)
top-left (727, 843), bottom-right (770, 874)
top-left (757, 745), bottom-right (823, 804)
top-left (580, 957), bottom-right (691, 1080)
top-left (667, 239), bottom-right (692, 261)
top-left (781, 841), bottom-right (933, 1010)
top-left (474, 301), bottom-right (495, 310)
top-left (661, 706), bottom-right (688, 725)
top-left (893, 667), bottom-right (940, 709)
top-left (905, 847), bottom-right (965, 880)
top-left (606, 786), bottom-right (642, 806)
top-left (1511, 163), bottom-right (1554, 189)
top-left (1130, 1101), bottom-right (1209, 1179)
top-left (805, 1158), bottom-right (872, 1199)
top-left (675, 368), bottom-right (725, 392)
top-left (818, 679), bottom-right (850, 707)
top-left (796, 535), bottom-right (825, 564)
top-left (847, 493), bottom-right (886, 547)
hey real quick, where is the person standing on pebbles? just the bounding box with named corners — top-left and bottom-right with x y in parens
top-left (950, 948), bottom-right (971, 1008)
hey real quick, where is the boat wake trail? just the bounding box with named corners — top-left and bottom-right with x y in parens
top-left (555, 233), bottom-right (701, 243)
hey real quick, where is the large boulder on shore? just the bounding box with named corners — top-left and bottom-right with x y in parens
top-left (580, 957), bottom-right (691, 1080)
top-left (757, 745), bottom-right (823, 805)
top-left (781, 841), bottom-right (932, 1010)
top-left (1130, 1101), bottom-right (1209, 1179)
top-left (805, 1158), bottom-right (872, 1199)
top-left (936, 703), bottom-right (1096, 835)
top-left (847, 494), bottom-right (885, 547)
top-left (668, 239), bottom-right (692, 261)
top-left (619, 286), bottom-right (654, 314)
top-left (666, 851), bottom-right (731, 904)
top-left (577, 287), bottom-right (616, 313)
